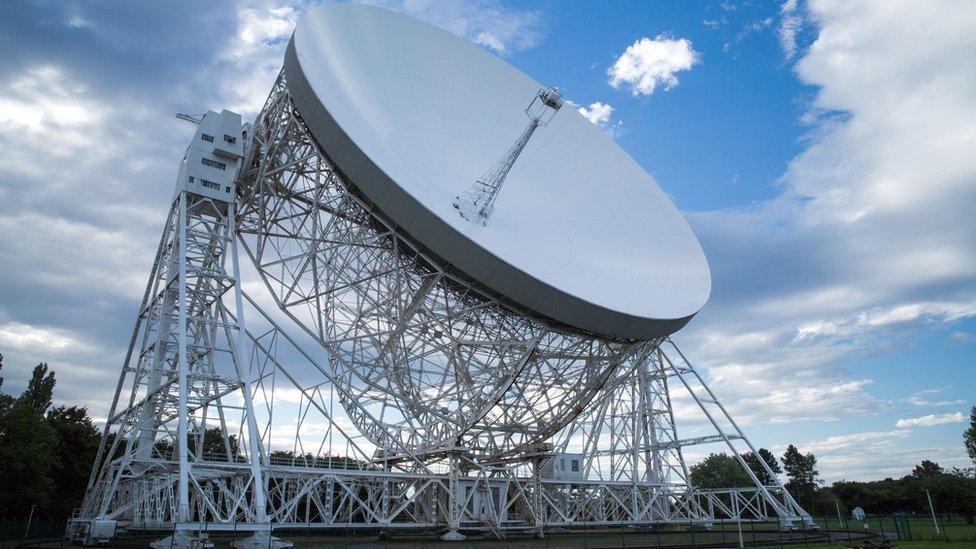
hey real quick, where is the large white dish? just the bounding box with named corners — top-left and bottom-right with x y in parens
top-left (284, 3), bottom-right (710, 340)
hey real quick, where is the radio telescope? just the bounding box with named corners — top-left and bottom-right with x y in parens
top-left (72, 4), bottom-right (811, 546)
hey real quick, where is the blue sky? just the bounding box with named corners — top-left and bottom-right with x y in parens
top-left (0, 0), bottom-right (973, 482)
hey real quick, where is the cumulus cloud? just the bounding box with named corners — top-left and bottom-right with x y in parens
top-left (569, 100), bottom-right (623, 137)
top-left (896, 413), bottom-right (965, 428)
top-left (671, 0), bottom-right (976, 478)
top-left (576, 101), bottom-right (613, 126)
top-left (608, 35), bottom-right (700, 96)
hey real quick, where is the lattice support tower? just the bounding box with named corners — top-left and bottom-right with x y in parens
top-left (71, 73), bottom-right (812, 546)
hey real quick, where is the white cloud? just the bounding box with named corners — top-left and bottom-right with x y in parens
top-left (367, 0), bottom-right (545, 56)
top-left (0, 321), bottom-right (92, 354)
top-left (723, 16), bottom-right (775, 54)
top-left (907, 388), bottom-right (966, 407)
top-left (896, 413), bottom-right (965, 428)
top-left (0, 66), bottom-right (106, 133)
top-left (784, 430), bottom-right (970, 481)
top-left (791, 300), bottom-right (976, 343)
top-left (778, 0), bottom-right (802, 59)
top-left (798, 430), bottom-right (910, 454)
top-left (677, 0), bottom-right (976, 440)
top-left (608, 35), bottom-right (700, 96)
top-left (217, 0), bottom-right (547, 114)
top-left (570, 101), bottom-right (624, 137)
top-left (946, 331), bottom-right (974, 346)
top-left (576, 101), bottom-right (613, 126)
top-left (217, 3), bottom-right (301, 115)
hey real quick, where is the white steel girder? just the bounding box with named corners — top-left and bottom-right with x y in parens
top-left (73, 71), bottom-right (813, 543)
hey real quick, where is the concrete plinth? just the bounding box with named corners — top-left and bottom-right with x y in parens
top-left (440, 529), bottom-right (467, 541)
top-left (150, 531), bottom-right (211, 549)
top-left (231, 532), bottom-right (293, 548)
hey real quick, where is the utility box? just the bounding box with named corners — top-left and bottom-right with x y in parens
top-left (176, 109), bottom-right (244, 203)
top-left (458, 479), bottom-right (509, 521)
top-left (67, 519), bottom-right (117, 545)
top-left (539, 452), bottom-right (585, 481)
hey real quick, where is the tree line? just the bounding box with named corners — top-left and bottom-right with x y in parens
top-left (0, 356), bottom-right (101, 520)
top-left (691, 431), bottom-right (976, 523)
top-left (1, 355), bottom-right (974, 523)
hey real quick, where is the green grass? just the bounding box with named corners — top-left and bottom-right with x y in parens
top-left (864, 516), bottom-right (973, 542)
top-left (804, 543), bottom-right (968, 549)
top-left (15, 516), bottom-right (975, 548)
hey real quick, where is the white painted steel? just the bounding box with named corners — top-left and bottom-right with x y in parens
top-left (284, 3), bottom-right (710, 339)
top-left (72, 9), bottom-right (814, 541)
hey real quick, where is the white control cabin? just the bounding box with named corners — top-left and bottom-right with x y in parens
top-left (176, 109), bottom-right (244, 203)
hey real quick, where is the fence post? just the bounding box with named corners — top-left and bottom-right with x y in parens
top-left (23, 505), bottom-right (36, 542)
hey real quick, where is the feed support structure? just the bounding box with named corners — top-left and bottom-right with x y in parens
top-left (72, 76), bottom-right (811, 546)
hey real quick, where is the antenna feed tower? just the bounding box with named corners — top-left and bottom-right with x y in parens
top-left (453, 86), bottom-right (563, 225)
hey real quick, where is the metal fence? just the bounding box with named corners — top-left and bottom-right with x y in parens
top-left (4, 514), bottom-right (973, 548)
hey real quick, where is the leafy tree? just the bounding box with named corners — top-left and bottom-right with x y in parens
top-left (689, 453), bottom-right (752, 489)
top-left (912, 459), bottom-right (945, 478)
top-left (154, 427), bottom-right (241, 461)
top-left (0, 358), bottom-right (107, 519)
top-left (965, 405), bottom-right (976, 468)
top-left (0, 354), bottom-right (12, 415)
top-left (742, 448), bottom-right (782, 485)
top-left (0, 363), bottom-right (60, 518)
top-left (46, 405), bottom-right (101, 518)
top-left (21, 362), bottom-right (55, 414)
top-left (269, 450), bottom-right (371, 470)
top-left (811, 486), bottom-right (841, 516)
top-left (782, 444), bottom-right (820, 509)
top-left (192, 427), bottom-right (241, 460)
top-left (925, 467), bottom-right (976, 524)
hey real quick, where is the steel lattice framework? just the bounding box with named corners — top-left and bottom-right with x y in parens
top-left (73, 73), bottom-right (812, 546)
top-left (237, 75), bottom-right (657, 462)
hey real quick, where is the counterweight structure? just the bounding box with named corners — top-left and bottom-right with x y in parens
top-left (72, 4), bottom-right (812, 546)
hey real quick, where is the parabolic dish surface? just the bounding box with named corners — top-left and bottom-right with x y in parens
top-left (284, 3), bottom-right (711, 340)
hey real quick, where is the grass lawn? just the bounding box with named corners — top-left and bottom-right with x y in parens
top-left (17, 516), bottom-right (975, 548)
top-left (804, 543), bottom-right (969, 549)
